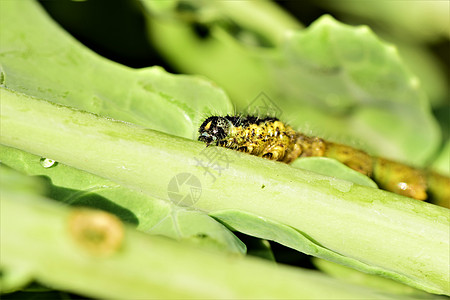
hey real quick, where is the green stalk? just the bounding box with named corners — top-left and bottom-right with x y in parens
top-left (1, 87), bottom-right (449, 295)
top-left (3, 170), bottom-right (404, 299)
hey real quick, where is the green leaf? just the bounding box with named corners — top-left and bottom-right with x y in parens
top-left (432, 140), bottom-right (450, 176)
top-left (291, 157), bottom-right (378, 188)
top-left (309, 1), bottom-right (448, 107)
top-left (2, 87), bottom-right (448, 295)
top-left (270, 16), bottom-right (439, 162)
top-left (144, 2), bottom-right (440, 166)
top-left (391, 42), bottom-right (448, 108)
top-left (0, 0), bottom-right (233, 139)
top-left (318, 0), bottom-right (450, 42)
top-left (312, 258), bottom-right (445, 298)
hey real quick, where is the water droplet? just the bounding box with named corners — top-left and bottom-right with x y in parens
top-left (40, 158), bottom-right (57, 168)
top-left (398, 182), bottom-right (408, 191)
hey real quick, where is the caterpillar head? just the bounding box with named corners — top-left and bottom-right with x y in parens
top-left (198, 116), bottom-right (233, 145)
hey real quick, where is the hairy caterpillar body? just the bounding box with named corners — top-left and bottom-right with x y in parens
top-left (198, 115), bottom-right (450, 206)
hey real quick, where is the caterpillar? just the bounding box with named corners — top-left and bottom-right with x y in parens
top-left (198, 115), bottom-right (450, 206)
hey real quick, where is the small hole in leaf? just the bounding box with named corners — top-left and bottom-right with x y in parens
top-left (40, 158), bottom-right (58, 168)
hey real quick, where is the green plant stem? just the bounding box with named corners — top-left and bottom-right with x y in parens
top-left (1, 87), bottom-right (449, 295)
top-left (3, 177), bottom-right (404, 299)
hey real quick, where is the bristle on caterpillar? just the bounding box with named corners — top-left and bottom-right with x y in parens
top-left (197, 115), bottom-right (443, 203)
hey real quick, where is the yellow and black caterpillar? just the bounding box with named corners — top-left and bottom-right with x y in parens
top-left (198, 115), bottom-right (450, 206)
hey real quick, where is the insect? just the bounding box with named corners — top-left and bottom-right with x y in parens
top-left (198, 115), bottom-right (450, 206)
